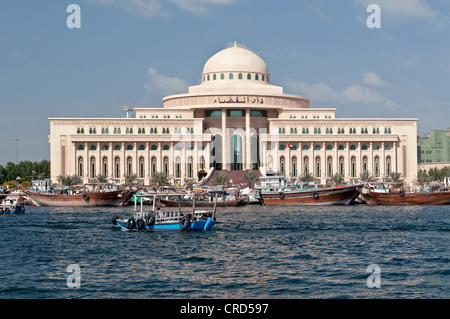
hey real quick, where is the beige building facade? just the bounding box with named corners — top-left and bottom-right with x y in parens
top-left (49, 44), bottom-right (418, 185)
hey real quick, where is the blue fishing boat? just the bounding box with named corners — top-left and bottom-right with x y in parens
top-left (111, 194), bottom-right (217, 231)
top-left (0, 195), bottom-right (26, 214)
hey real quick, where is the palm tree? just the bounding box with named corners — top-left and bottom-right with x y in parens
top-left (359, 170), bottom-right (374, 183)
top-left (151, 172), bottom-right (170, 186)
top-left (387, 172), bottom-right (403, 183)
top-left (416, 169), bottom-right (430, 186)
top-left (56, 175), bottom-right (82, 187)
top-left (212, 172), bottom-right (230, 186)
top-left (298, 172), bottom-right (314, 182)
top-left (95, 174), bottom-right (107, 184)
top-left (241, 170), bottom-right (259, 188)
top-left (124, 173), bottom-right (138, 189)
top-left (331, 172), bottom-right (344, 186)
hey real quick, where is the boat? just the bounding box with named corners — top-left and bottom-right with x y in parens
top-left (359, 185), bottom-right (450, 205)
top-left (18, 183), bottom-right (135, 207)
top-left (0, 195), bottom-right (26, 214)
top-left (158, 196), bottom-right (245, 207)
top-left (111, 194), bottom-right (217, 231)
top-left (254, 175), bottom-right (362, 206)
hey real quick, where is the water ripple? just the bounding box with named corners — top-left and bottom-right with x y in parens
top-left (0, 205), bottom-right (448, 299)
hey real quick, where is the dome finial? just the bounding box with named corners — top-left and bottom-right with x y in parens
top-left (234, 41), bottom-right (237, 47)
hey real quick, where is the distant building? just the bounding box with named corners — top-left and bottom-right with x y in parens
top-left (417, 128), bottom-right (450, 163)
top-left (49, 44), bottom-right (419, 185)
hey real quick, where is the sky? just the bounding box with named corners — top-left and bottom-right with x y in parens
top-left (1, 0), bottom-right (449, 166)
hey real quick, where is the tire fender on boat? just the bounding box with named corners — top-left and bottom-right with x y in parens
top-left (136, 218), bottom-right (145, 230)
top-left (112, 215), bottom-right (120, 226)
top-left (278, 192), bottom-right (285, 200)
top-left (4, 208), bottom-right (10, 214)
top-left (313, 192), bottom-right (319, 200)
top-left (399, 190), bottom-right (405, 197)
top-left (145, 214), bottom-right (156, 226)
top-left (126, 217), bottom-right (136, 230)
top-left (82, 193), bottom-right (89, 201)
top-left (179, 217), bottom-right (191, 230)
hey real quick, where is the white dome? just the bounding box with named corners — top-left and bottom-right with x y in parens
top-left (202, 44), bottom-right (269, 76)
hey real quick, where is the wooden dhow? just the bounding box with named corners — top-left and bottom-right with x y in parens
top-left (359, 187), bottom-right (450, 205)
top-left (18, 184), bottom-right (135, 207)
top-left (255, 175), bottom-right (362, 206)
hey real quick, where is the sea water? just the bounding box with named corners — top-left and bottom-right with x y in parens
top-left (0, 204), bottom-right (448, 299)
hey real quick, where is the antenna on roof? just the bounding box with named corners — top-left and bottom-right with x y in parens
top-left (121, 104), bottom-right (134, 118)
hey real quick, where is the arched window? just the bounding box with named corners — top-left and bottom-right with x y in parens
top-left (338, 144), bottom-right (344, 151)
top-left (207, 74), bottom-right (210, 81)
top-left (326, 144), bottom-right (333, 151)
top-left (362, 144), bottom-right (368, 150)
top-left (114, 144), bottom-right (121, 151)
top-left (229, 73), bottom-right (233, 80)
top-left (151, 145), bottom-right (157, 151)
top-left (163, 144), bottom-right (170, 151)
top-left (262, 75), bottom-right (265, 81)
top-left (385, 144), bottom-right (391, 150)
top-left (139, 144), bottom-right (145, 151)
top-left (238, 73), bottom-right (243, 79)
top-left (350, 144), bottom-right (356, 150)
top-left (302, 145), bottom-right (309, 151)
top-left (255, 74), bottom-right (259, 80)
top-left (78, 145), bottom-right (85, 151)
top-left (102, 145), bottom-right (109, 151)
top-left (90, 145), bottom-right (97, 151)
top-left (213, 74), bottom-right (217, 80)
top-left (373, 144), bottom-right (380, 150)
top-left (247, 73), bottom-right (251, 80)
top-left (279, 144), bottom-right (286, 151)
top-left (127, 144), bottom-right (133, 151)
top-left (315, 144), bottom-right (321, 151)
top-left (220, 73), bottom-right (225, 80)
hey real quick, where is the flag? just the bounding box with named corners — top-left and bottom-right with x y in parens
top-left (288, 143), bottom-right (294, 149)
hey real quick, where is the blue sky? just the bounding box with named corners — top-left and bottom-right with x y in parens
top-left (1, 0), bottom-right (449, 165)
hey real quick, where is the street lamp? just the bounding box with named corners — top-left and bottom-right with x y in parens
top-left (15, 138), bottom-right (19, 164)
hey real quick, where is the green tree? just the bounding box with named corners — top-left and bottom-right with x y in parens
top-left (241, 170), bottom-right (259, 188)
top-left (151, 172), bottom-right (170, 186)
top-left (331, 172), bottom-right (344, 186)
top-left (212, 172), bottom-right (230, 186)
top-left (359, 170), bottom-right (374, 182)
top-left (387, 172), bottom-right (403, 183)
top-left (298, 172), bottom-right (314, 182)
top-left (56, 175), bottom-right (82, 187)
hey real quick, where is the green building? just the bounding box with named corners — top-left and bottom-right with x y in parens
top-left (417, 128), bottom-right (450, 164)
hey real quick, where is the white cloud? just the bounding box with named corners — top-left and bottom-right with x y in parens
top-left (88, 0), bottom-right (236, 17)
top-left (87, 0), bottom-right (167, 18)
top-left (169, 0), bottom-right (235, 14)
top-left (355, 0), bottom-right (436, 19)
top-left (283, 76), bottom-right (397, 110)
top-left (145, 67), bottom-right (188, 96)
top-left (362, 72), bottom-right (388, 86)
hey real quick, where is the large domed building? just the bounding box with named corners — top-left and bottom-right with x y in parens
top-left (49, 44), bottom-right (418, 185)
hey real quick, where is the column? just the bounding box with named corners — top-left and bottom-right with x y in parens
top-left (245, 108), bottom-right (251, 170)
top-left (109, 142), bottom-right (113, 179)
top-left (322, 142), bottom-right (326, 183)
top-left (381, 142), bottom-right (385, 178)
top-left (122, 142), bottom-right (125, 179)
top-left (334, 142), bottom-right (338, 177)
top-left (393, 141), bottom-right (397, 173)
top-left (346, 142), bottom-right (350, 181)
top-left (222, 109), bottom-right (227, 170)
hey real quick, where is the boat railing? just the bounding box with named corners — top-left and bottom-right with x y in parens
top-left (133, 193), bottom-right (218, 221)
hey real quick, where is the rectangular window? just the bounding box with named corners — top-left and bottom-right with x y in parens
top-left (250, 110), bottom-right (267, 117)
top-left (226, 109), bottom-right (245, 117)
top-left (205, 110), bottom-right (222, 117)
